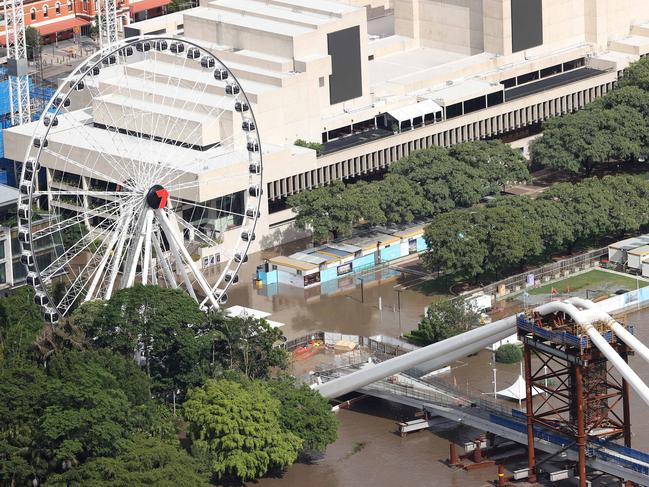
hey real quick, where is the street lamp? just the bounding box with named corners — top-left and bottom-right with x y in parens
top-left (396, 288), bottom-right (403, 336)
top-left (357, 276), bottom-right (365, 303)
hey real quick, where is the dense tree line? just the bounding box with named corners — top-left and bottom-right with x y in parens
top-left (422, 175), bottom-right (649, 279)
top-left (531, 57), bottom-right (649, 175)
top-left (0, 286), bottom-right (337, 485)
top-left (288, 140), bottom-right (530, 242)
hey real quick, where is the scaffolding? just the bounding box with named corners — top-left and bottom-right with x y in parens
top-left (519, 312), bottom-right (633, 487)
top-left (3, 0), bottom-right (31, 125)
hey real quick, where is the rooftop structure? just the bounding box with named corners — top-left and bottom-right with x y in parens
top-left (5, 0), bottom-right (649, 253)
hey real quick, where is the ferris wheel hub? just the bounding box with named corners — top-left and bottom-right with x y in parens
top-left (146, 184), bottom-right (169, 209)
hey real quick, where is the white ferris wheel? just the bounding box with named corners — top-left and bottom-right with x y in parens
top-left (17, 36), bottom-right (263, 323)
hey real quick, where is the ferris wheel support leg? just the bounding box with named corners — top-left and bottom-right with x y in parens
top-left (141, 212), bottom-right (153, 286)
top-left (85, 219), bottom-right (125, 301)
top-left (123, 208), bottom-right (150, 288)
top-left (156, 209), bottom-right (219, 309)
top-left (105, 214), bottom-right (133, 300)
top-left (152, 230), bottom-right (177, 289)
top-left (165, 224), bottom-right (197, 301)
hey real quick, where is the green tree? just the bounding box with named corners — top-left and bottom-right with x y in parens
top-left (421, 210), bottom-right (488, 277)
top-left (495, 344), bottom-right (523, 364)
top-left (390, 147), bottom-right (487, 211)
top-left (378, 174), bottom-right (432, 224)
top-left (82, 285), bottom-right (208, 396)
top-left (619, 56), bottom-right (649, 91)
top-left (407, 299), bottom-right (480, 346)
top-left (268, 378), bottom-right (338, 454)
top-left (184, 378), bottom-right (302, 482)
top-left (0, 350), bottom-right (171, 485)
top-left (490, 196), bottom-right (575, 255)
top-left (37, 351), bottom-right (154, 464)
top-left (596, 85), bottom-right (649, 117)
top-left (46, 435), bottom-right (211, 487)
top-left (345, 179), bottom-right (387, 227)
top-left (287, 180), bottom-right (359, 242)
top-left (207, 312), bottom-right (288, 380)
top-left (0, 287), bottom-right (43, 361)
top-left (531, 104), bottom-right (648, 174)
top-left (541, 178), bottom-right (617, 243)
top-left (480, 204), bottom-right (543, 274)
top-left (25, 26), bottom-right (41, 61)
top-left (0, 361), bottom-right (47, 486)
top-left (449, 140), bottom-right (530, 191)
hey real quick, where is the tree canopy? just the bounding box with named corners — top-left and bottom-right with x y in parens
top-left (407, 298), bottom-right (480, 346)
top-left (0, 284), bottom-right (333, 486)
top-left (184, 377), bottom-right (302, 481)
top-left (46, 435), bottom-right (211, 487)
top-left (288, 141), bottom-right (528, 243)
top-left (532, 56), bottom-right (649, 174)
top-left (421, 174), bottom-right (649, 279)
top-left (267, 378), bottom-right (338, 454)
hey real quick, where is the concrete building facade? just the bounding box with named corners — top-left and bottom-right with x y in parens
top-left (5, 0), bottom-right (649, 255)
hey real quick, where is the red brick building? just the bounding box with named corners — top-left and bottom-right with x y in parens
top-left (1, 0), bottom-right (169, 45)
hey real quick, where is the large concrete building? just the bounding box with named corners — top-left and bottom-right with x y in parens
top-left (5, 0), bottom-right (649, 255)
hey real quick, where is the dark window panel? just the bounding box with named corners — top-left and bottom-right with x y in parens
top-left (487, 91), bottom-right (504, 107)
top-left (463, 96), bottom-right (486, 114)
top-left (511, 0), bottom-right (543, 53)
top-left (327, 26), bottom-right (363, 105)
top-left (446, 103), bottom-right (463, 119)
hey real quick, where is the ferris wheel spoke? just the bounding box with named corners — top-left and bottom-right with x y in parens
top-left (53, 104), bottom-right (139, 186)
top-left (41, 147), bottom-right (129, 189)
top-left (148, 71), bottom-right (224, 184)
top-left (32, 200), bottom-right (122, 241)
top-left (164, 169), bottom-right (250, 192)
top-left (84, 214), bottom-right (128, 302)
top-left (169, 197), bottom-right (247, 221)
top-left (83, 73), bottom-right (156, 182)
top-left (56, 223), bottom-right (121, 314)
top-left (174, 212), bottom-right (224, 249)
top-left (39, 211), bottom-right (125, 281)
top-left (34, 190), bottom-right (129, 198)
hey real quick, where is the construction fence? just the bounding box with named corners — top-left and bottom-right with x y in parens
top-left (481, 247), bottom-right (607, 301)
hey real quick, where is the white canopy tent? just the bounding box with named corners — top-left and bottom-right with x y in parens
top-left (224, 305), bottom-right (285, 328)
top-left (497, 375), bottom-right (544, 401)
top-left (387, 99), bottom-right (443, 128)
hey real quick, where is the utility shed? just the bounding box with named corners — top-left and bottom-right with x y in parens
top-left (608, 234), bottom-right (649, 264)
top-left (627, 244), bottom-right (649, 270)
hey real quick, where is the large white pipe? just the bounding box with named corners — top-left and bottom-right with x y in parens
top-left (581, 323), bottom-right (649, 407)
top-left (566, 297), bottom-right (649, 366)
top-left (315, 315), bottom-right (517, 398)
top-left (535, 301), bottom-right (649, 408)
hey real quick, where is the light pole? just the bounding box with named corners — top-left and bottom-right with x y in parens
top-left (396, 288), bottom-right (403, 336)
top-left (358, 276), bottom-right (364, 303)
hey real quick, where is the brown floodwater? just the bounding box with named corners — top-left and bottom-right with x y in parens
top-left (227, 243), bottom-right (436, 340)
top-left (226, 246), bottom-right (649, 486)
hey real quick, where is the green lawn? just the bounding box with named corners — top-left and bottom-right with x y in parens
top-left (528, 269), bottom-right (649, 296)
